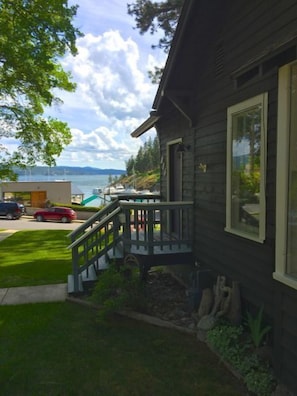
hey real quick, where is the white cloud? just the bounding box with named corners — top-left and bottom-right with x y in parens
top-left (17, 0), bottom-right (168, 170)
top-left (47, 28), bottom-right (164, 168)
top-left (61, 124), bottom-right (143, 169)
top-left (1, 1), bottom-right (166, 170)
top-left (66, 31), bottom-right (154, 116)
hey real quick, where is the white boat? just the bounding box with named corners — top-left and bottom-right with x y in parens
top-left (116, 187), bottom-right (139, 195)
top-left (103, 183), bottom-right (125, 195)
top-left (139, 189), bottom-right (154, 195)
top-left (92, 187), bottom-right (102, 195)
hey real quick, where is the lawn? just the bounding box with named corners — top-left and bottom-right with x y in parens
top-left (0, 302), bottom-right (246, 396)
top-left (0, 230), bottom-right (71, 287)
top-left (0, 230), bottom-right (247, 395)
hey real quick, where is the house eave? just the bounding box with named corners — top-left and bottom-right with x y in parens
top-left (153, 0), bottom-right (197, 110)
top-left (130, 0), bottom-right (196, 138)
top-left (131, 114), bottom-right (160, 138)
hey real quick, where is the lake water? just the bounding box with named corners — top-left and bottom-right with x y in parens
top-left (18, 174), bottom-right (112, 206)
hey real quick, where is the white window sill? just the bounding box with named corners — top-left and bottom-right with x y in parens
top-left (224, 227), bottom-right (265, 243)
top-left (273, 272), bottom-right (297, 290)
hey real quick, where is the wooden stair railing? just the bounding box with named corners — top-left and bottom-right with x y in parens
top-left (68, 198), bottom-right (120, 243)
top-left (67, 198), bottom-right (194, 294)
top-left (119, 201), bottom-right (193, 255)
top-left (67, 203), bottom-right (122, 294)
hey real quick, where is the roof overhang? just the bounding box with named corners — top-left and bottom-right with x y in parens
top-left (130, 0), bottom-right (196, 138)
top-left (153, 0), bottom-right (196, 110)
top-left (131, 114), bottom-right (160, 138)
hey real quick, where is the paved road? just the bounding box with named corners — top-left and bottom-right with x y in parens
top-left (0, 215), bottom-right (83, 231)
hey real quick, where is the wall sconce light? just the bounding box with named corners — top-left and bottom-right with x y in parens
top-left (177, 142), bottom-right (191, 153)
top-left (198, 162), bottom-right (207, 173)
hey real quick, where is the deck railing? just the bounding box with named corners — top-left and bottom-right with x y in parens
top-left (119, 201), bottom-right (193, 255)
top-left (68, 205), bottom-right (122, 293)
top-left (68, 196), bottom-right (193, 293)
top-left (68, 199), bottom-right (120, 243)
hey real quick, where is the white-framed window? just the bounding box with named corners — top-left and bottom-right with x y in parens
top-left (274, 61), bottom-right (297, 290)
top-left (225, 93), bottom-right (268, 242)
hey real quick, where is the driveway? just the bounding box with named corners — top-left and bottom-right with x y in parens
top-left (0, 215), bottom-right (83, 231)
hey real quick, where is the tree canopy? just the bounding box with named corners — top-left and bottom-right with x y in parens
top-left (127, 0), bottom-right (183, 83)
top-left (126, 136), bottom-right (160, 175)
top-left (0, 0), bottom-right (82, 180)
top-left (127, 0), bottom-right (183, 53)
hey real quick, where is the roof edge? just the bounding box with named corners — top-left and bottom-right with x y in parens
top-left (131, 114), bottom-right (160, 138)
top-left (153, 0), bottom-right (197, 110)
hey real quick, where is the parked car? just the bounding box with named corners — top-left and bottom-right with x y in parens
top-left (33, 207), bottom-right (77, 223)
top-left (0, 202), bottom-right (23, 220)
top-left (18, 203), bottom-right (26, 214)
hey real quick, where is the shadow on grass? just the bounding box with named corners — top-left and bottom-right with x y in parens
top-left (0, 302), bottom-right (247, 396)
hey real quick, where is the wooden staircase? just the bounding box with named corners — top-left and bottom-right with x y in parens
top-left (67, 197), bottom-right (194, 295)
top-left (67, 199), bottom-right (123, 294)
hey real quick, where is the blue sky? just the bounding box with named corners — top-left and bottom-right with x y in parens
top-left (46, 0), bottom-right (166, 170)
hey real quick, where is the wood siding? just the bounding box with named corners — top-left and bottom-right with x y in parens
top-left (156, 0), bottom-right (297, 391)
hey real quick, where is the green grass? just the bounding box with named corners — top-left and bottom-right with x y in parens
top-left (0, 230), bottom-right (246, 395)
top-left (0, 302), bottom-right (246, 396)
top-left (0, 230), bottom-right (71, 287)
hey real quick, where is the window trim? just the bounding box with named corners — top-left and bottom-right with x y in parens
top-left (273, 61), bottom-right (297, 290)
top-left (225, 93), bottom-right (268, 243)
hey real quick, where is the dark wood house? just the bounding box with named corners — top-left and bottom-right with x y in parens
top-left (131, 0), bottom-right (297, 393)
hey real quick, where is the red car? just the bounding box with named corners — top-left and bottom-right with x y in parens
top-left (34, 207), bottom-right (77, 223)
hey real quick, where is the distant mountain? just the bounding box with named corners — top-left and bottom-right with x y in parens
top-left (14, 166), bottom-right (126, 176)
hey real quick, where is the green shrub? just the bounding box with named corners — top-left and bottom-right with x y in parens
top-left (206, 322), bottom-right (245, 365)
top-left (244, 366), bottom-right (276, 396)
top-left (53, 202), bottom-right (103, 212)
top-left (207, 322), bottom-right (276, 396)
top-left (90, 262), bottom-right (147, 322)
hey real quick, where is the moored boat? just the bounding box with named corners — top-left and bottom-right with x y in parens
top-left (103, 183), bottom-right (125, 195)
top-left (92, 187), bottom-right (102, 195)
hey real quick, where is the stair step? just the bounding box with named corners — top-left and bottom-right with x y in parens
top-left (95, 255), bottom-right (109, 271)
top-left (81, 265), bottom-right (97, 282)
top-left (67, 274), bottom-right (83, 294)
top-left (107, 240), bottom-right (124, 261)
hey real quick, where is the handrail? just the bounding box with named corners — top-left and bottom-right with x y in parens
top-left (68, 193), bottom-right (160, 241)
top-left (119, 200), bottom-right (193, 209)
top-left (68, 199), bottom-right (193, 293)
top-left (68, 205), bottom-right (122, 293)
top-left (68, 206), bottom-right (121, 250)
top-left (68, 199), bottom-right (120, 242)
top-left (120, 201), bottom-right (193, 255)
top-left (112, 193), bottom-right (160, 202)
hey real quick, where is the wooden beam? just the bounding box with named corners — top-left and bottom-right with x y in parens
top-left (164, 90), bottom-right (193, 127)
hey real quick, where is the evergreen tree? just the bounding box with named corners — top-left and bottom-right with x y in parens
top-left (152, 135), bottom-right (160, 169)
top-left (127, 0), bottom-right (184, 52)
top-left (126, 136), bottom-right (160, 175)
top-left (127, 0), bottom-right (184, 83)
top-left (126, 157), bottom-right (136, 176)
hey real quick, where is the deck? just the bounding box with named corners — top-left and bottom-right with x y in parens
top-left (68, 196), bottom-right (194, 293)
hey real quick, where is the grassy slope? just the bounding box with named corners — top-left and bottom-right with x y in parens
top-left (116, 170), bottom-right (160, 191)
